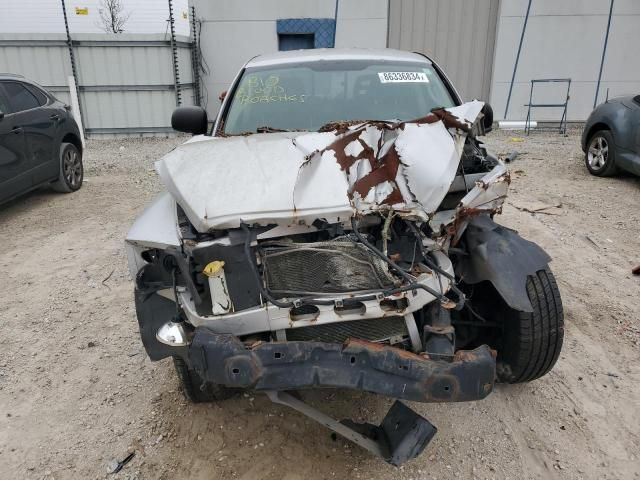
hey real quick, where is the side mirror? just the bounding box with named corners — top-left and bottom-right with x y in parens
top-left (171, 106), bottom-right (208, 135)
top-left (481, 103), bottom-right (493, 134)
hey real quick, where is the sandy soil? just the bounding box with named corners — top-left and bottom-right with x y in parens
top-left (0, 129), bottom-right (638, 480)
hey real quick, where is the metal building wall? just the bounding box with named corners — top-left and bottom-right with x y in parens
top-left (0, 33), bottom-right (194, 136)
top-left (0, 0), bottom-right (191, 36)
top-left (491, 0), bottom-right (640, 121)
top-left (387, 0), bottom-right (500, 102)
top-left (191, 0), bottom-right (388, 119)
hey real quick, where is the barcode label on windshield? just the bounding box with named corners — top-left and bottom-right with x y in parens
top-left (378, 72), bottom-right (429, 83)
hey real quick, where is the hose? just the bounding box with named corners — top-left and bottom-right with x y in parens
top-left (242, 221), bottom-right (464, 310)
top-left (350, 217), bottom-right (461, 308)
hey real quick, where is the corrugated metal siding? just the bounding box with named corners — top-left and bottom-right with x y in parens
top-left (0, 33), bottom-right (195, 136)
top-left (75, 46), bottom-right (175, 86)
top-left (192, 0), bottom-right (389, 119)
top-left (0, 0), bottom-right (190, 36)
top-left (490, 0), bottom-right (640, 121)
top-left (388, 0), bottom-right (499, 101)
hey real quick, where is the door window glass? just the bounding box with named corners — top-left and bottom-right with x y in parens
top-left (0, 87), bottom-right (11, 114)
top-left (3, 81), bottom-right (40, 112)
top-left (25, 85), bottom-right (49, 106)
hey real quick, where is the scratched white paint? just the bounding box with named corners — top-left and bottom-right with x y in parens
top-left (428, 163), bottom-right (510, 240)
top-left (156, 132), bottom-right (353, 232)
top-left (343, 138), bottom-right (364, 158)
top-left (446, 100), bottom-right (485, 125)
top-left (394, 121), bottom-right (459, 214)
top-left (157, 101), bottom-right (485, 232)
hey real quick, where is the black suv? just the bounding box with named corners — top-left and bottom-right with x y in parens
top-left (0, 74), bottom-right (84, 205)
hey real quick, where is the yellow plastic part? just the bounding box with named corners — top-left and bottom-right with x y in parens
top-left (203, 260), bottom-right (225, 277)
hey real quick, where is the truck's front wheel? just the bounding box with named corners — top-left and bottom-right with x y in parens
top-left (497, 268), bottom-right (564, 383)
top-left (173, 357), bottom-right (237, 402)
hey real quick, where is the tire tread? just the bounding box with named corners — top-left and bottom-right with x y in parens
top-left (498, 268), bottom-right (564, 383)
top-left (52, 143), bottom-right (83, 193)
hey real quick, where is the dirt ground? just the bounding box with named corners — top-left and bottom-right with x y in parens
top-left (1, 128), bottom-right (639, 480)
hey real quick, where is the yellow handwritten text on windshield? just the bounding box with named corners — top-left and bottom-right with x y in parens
top-left (236, 75), bottom-right (306, 105)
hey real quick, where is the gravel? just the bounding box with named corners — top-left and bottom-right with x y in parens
top-left (0, 129), bottom-right (638, 479)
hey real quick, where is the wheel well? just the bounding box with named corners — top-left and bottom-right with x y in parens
top-left (62, 133), bottom-right (83, 155)
top-left (586, 122), bottom-right (610, 144)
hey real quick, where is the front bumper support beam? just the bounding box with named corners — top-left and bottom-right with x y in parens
top-left (188, 329), bottom-right (496, 403)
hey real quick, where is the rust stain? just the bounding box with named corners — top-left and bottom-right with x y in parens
top-left (343, 337), bottom-right (424, 361)
top-left (440, 300), bottom-right (457, 310)
top-left (318, 119), bottom-right (361, 134)
top-left (381, 187), bottom-right (404, 205)
top-left (447, 206), bottom-right (485, 239)
top-left (317, 108), bottom-right (469, 206)
top-left (352, 146), bottom-right (401, 199)
top-left (453, 347), bottom-right (496, 362)
top-left (447, 170), bottom-right (512, 242)
top-left (294, 108), bottom-right (478, 226)
top-left (319, 119), bottom-right (392, 134)
top-left (396, 108), bottom-right (470, 132)
top-left (452, 349), bottom-right (478, 362)
top-left (345, 338), bottom-right (495, 372)
top-left (323, 131), bottom-right (375, 173)
top-left (247, 340), bottom-right (265, 350)
top-left (214, 117), bottom-right (225, 137)
top-left (478, 170), bottom-right (511, 190)
top-left (429, 108), bottom-right (471, 131)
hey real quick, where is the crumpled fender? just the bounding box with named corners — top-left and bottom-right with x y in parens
top-left (455, 215), bottom-right (551, 312)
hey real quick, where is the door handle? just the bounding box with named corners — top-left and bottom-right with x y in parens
top-left (11, 126), bottom-right (23, 134)
top-left (50, 114), bottom-right (60, 121)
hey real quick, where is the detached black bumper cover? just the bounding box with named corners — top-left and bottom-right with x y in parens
top-left (188, 329), bottom-right (496, 403)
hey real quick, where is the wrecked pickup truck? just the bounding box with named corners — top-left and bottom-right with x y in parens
top-left (126, 49), bottom-right (564, 465)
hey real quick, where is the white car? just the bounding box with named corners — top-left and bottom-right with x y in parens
top-left (126, 49), bottom-right (564, 465)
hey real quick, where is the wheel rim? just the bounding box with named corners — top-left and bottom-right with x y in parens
top-left (63, 149), bottom-right (82, 188)
top-left (587, 136), bottom-right (608, 170)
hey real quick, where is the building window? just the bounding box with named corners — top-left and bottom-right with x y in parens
top-left (276, 18), bottom-right (336, 51)
top-left (278, 33), bottom-right (315, 51)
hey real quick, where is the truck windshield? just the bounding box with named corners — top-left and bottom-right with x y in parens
top-left (222, 60), bottom-right (456, 135)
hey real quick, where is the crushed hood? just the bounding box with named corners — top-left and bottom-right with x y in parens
top-left (157, 101), bottom-right (485, 232)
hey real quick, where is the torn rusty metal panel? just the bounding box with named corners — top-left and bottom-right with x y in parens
top-left (351, 145), bottom-right (401, 199)
top-left (304, 100), bottom-right (486, 219)
top-left (446, 164), bottom-right (511, 243)
top-left (409, 108), bottom-right (471, 132)
top-left (393, 121), bottom-right (460, 215)
top-left (156, 101), bottom-right (485, 232)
